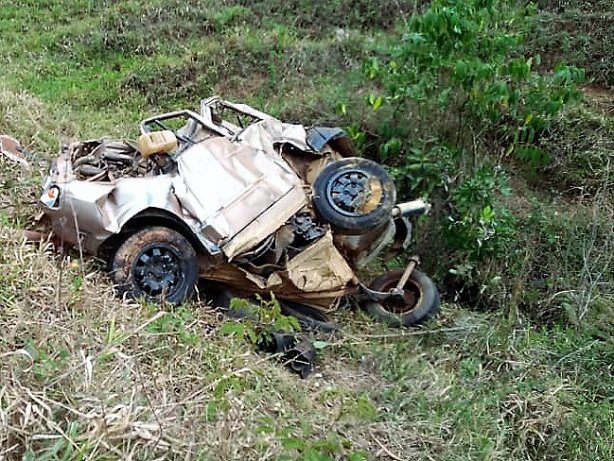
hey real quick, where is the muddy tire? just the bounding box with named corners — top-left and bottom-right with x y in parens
top-left (111, 226), bottom-right (198, 304)
top-left (312, 157), bottom-right (396, 234)
top-left (363, 269), bottom-right (439, 327)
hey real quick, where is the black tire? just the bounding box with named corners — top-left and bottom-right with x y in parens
top-left (212, 290), bottom-right (338, 333)
top-left (363, 269), bottom-right (439, 327)
top-left (280, 301), bottom-right (339, 333)
top-left (111, 226), bottom-right (198, 305)
top-left (312, 157), bottom-right (396, 234)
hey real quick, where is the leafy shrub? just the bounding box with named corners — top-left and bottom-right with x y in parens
top-left (445, 167), bottom-right (515, 267)
top-left (382, 142), bottom-right (458, 197)
top-left (364, 0), bottom-right (584, 305)
top-left (367, 0), bottom-right (584, 165)
top-left (218, 295), bottom-right (300, 347)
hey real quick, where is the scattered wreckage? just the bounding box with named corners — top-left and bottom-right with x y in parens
top-left (8, 97), bottom-right (440, 332)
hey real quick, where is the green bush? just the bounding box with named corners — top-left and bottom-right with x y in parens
top-left (445, 167), bottom-right (515, 268)
top-left (365, 0), bottom-right (584, 306)
top-left (367, 0), bottom-right (584, 164)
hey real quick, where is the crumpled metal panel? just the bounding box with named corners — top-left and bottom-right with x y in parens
top-left (221, 186), bottom-right (306, 259)
top-left (238, 119), bottom-right (311, 153)
top-left (96, 175), bottom-right (178, 233)
top-left (46, 180), bottom-right (115, 252)
top-left (47, 173), bottom-right (194, 254)
top-left (198, 232), bottom-right (353, 297)
top-left (172, 137), bottom-right (306, 257)
top-left (283, 231), bottom-right (354, 292)
top-left (306, 126), bottom-right (348, 152)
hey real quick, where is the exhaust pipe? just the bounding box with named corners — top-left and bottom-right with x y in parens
top-left (392, 199), bottom-right (431, 218)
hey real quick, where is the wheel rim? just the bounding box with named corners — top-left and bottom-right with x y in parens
top-left (378, 278), bottom-right (422, 314)
top-left (132, 243), bottom-right (183, 298)
top-left (326, 169), bottom-right (383, 217)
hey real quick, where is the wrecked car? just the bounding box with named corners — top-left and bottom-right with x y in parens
top-left (39, 96), bottom-right (439, 327)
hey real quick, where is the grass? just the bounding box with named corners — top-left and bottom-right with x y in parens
top-left (1, 0), bottom-right (613, 460)
top-left (0, 223), bottom-right (611, 459)
top-left (529, 1), bottom-right (614, 89)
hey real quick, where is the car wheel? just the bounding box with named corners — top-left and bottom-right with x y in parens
top-left (111, 226), bottom-right (198, 305)
top-left (312, 157), bottom-right (396, 234)
top-left (363, 269), bottom-right (440, 327)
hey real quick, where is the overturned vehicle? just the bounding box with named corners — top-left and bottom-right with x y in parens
top-left (39, 97), bottom-right (439, 327)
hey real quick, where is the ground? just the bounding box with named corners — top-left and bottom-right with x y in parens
top-left (0, 1), bottom-right (613, 460)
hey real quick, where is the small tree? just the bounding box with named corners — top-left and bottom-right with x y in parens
top-left (365, 0), bottom-right (583, 295)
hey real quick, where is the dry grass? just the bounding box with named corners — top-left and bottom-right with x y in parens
top-left (0, 232), bottom-right (333, 459)
top-left (0, 85), bottom-right (71, 155)
top-left (0, 221), bottom-right (407, 459)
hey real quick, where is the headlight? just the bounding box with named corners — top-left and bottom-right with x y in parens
top-left (40, 184), bottom-right (60, 208)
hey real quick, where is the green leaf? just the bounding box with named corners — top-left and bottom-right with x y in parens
top-left (480, 205), bottom-right (495, 222)
top-left (524, 112), bottom-right (534, 125)
top-left (72, 274), bottom-right (83, 291)
top-left (246, 328), bottom-right (259, 344)
top-left (302, 449), bottom-right (332, 461)
top-left (349, 451), bottom-right (368, 461)
top-left (372, 95), bottom-right (384, 111)
top-left (218, 321), bottom-right (245, 337)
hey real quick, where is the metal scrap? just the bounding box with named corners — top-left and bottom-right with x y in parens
top-left (268, 333), bottom-right (316, 379)
top-left (290, 211), bottom-right (326, 246)
top-left (69, 139), bottom-right (156, 181)
top-left (0, 135), bottom-right (31, 168)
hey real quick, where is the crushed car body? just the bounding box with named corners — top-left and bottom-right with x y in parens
top-left (38, 96), bottom-right (440, 327)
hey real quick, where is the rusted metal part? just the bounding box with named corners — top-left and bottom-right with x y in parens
top-left (383, 217), bottom-right (412, 261)
top-left (69, 139), bottom-right (155, 181)
top-left (198, 232), bottom-right (355, 308)
top-left (290, 212), bottom-right (325, 244)
top-left (281, 147), bottom-right (342, 186)
top-left (356, 257), bottom-right (421, 306)
top-left (365, 269), bottom-right (427, 317)
top-left (395, 256), bottom-right (421, 293)
top-left (357, 283), bottom-right (404, 303)
top-left (21, 229), bottom-right (67, 249)
top-left (0, 135), bottom-right (31, 168)
top-left (333, 220), bottom-right (395, 268)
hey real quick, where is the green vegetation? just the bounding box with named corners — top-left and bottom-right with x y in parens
top-left (529, 0), bottom-right (614, 89)
top-left (219, 296), bottom-right (302, 347)
top-left (0, 0), bottom-right (613, 459)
